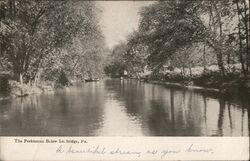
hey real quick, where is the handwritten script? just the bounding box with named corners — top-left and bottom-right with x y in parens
top-left (55, 143), bottom-right (214, 159)
top-left (13, 138), bottom-right (215, 159)
top-left (9, 137), bottom-right (248, 160)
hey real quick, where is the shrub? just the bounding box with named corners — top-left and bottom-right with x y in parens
top-left (0, 76), bottom-right (10, 93)
top-left (56, 71), bottom-right (71, 87)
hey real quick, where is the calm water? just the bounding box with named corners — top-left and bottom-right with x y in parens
top-left (0, 79), bottom-right (249, 136)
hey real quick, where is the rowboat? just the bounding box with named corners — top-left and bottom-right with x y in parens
top-left (84, 78), bottom-right (100, 82)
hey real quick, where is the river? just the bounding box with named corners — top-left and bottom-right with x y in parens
top-left (0, 79), bottom-right (249, 136)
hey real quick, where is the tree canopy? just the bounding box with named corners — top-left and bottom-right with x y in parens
top-left (105, 0), bottom-right (249, 78)
top-left (0, 0), bottom-right (107, 84)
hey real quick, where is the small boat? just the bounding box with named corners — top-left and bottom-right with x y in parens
top-left (84, 78), bottom-right (100, 82)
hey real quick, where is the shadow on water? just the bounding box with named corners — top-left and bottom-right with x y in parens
top-left (146, 89), bottom-right (177, 136)
top-left (0, 79), bottom-right (249, 136)
top-left (0, 83), bottom-right (105, 136)
top-left (217, 99), bottom-right (225, 136)
top-left (104, 79), bottom-right (249, 136)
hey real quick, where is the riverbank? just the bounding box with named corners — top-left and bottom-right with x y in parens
top-left (139, 70), bottom-right (250, 96)
top-left (145, 80), bottom-right (220, 92)
top-left (0, 78), bottom-right (248, 136)
top-left (0, 80), bottom-right (55, 99)
top-left (0, 73), bottom-right (84, 100)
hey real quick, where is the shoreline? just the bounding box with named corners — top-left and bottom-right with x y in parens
top-left (1, 76), bottom-right (250, 101)
top-left (135, 75), bottom-right (250, 97)
top-left (0, 81), bottom-right (55, 100)
top-left (144, 80), bottom-right (220, 92)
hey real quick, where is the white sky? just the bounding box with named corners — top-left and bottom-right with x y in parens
top-left (96, 1), bottom-right (154, 49)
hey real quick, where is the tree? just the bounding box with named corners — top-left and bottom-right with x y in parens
top-left (125, 31), bottom-right (149, 77)
top-left (138, 0), bottom-right (207, 73)
top-left (0, 0), bottom-right (106, 84)
top-left (134, 0), bottom-right (249, 77)
top-left (233, 0), bottom-right (249, 75)
top-left (104, 43), bottom-right (127, 77)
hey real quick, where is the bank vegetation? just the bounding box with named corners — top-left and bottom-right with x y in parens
top-left (104, 0), bottom-right (250, 94)
top-left (0, 0), bottom-right (107, 97)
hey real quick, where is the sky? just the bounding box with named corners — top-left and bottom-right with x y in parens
top-left (96, 1), bottom-right (154, 49)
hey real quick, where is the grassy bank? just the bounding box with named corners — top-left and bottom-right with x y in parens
top-left (0, 78), bottom-right (54, 99)
top-left (0, 70), bottom-right (74, 99)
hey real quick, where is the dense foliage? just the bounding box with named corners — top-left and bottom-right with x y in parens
top-left (106, 0), bottom-right (249, 79)
top-left (0, 0), bottom-right (106, 85)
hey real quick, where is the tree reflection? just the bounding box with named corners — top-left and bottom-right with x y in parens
top-left (227, 102), bottom-right (233, 135)
top-left (217, 99), bottom-right (226, 136)
top-left (0, 79), bottom-right (248, 136)
top-left (202, 95), bottom-right (208, 135)
top-left (170, 89), bottom-right (175, 135)
top-left (147, 100), bottom-right (172, 135)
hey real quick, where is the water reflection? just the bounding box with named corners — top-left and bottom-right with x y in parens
top-left (0, 79), bottom-right (249, 136)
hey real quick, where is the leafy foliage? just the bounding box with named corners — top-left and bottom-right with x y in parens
top-left (0, 0), bottom-right (107, 85)
top-left (105, 0), bottom-right (249, 79)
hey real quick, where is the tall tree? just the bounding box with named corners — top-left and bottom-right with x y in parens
top-left (233, 0), bottom-right (249, 75)
top-left (0, 0), bottom-right (105, 84)
top-left (138, 0), bottom-right (207, 73)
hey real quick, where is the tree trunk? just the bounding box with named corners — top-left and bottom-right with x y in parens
top-left (236, 1), bottom-right (247, 76)
top-left (227, 53), bottom-right (231, 65)
top-left (203, 43), bottom-right (207, 72)
top-left (33, 68), bottom-right (41, 87)
top-left (243, 0), bottom-right (249, 72)
top-left (189, 66), bottom-right (192, 76)
top-left (19, 73), bottom-right (23, 85)
top-left (182, 66), bottom-right (185, 76)
top-left (216, 52), bottom-right (226, 77)
top-left (211, 1), bottom-right (226, 77)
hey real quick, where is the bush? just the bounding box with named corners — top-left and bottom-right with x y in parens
top-left (0, 76), bottom-right (10, 93)
top-left (163, 72), bottom-right (186, 83)
top-left (56, 71), bottom-right (71, 87)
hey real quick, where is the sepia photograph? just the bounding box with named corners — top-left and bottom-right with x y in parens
top-left (0, 0), bottom-right (249, 158)
top-left (0, 0), bottom-right (249, 160)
